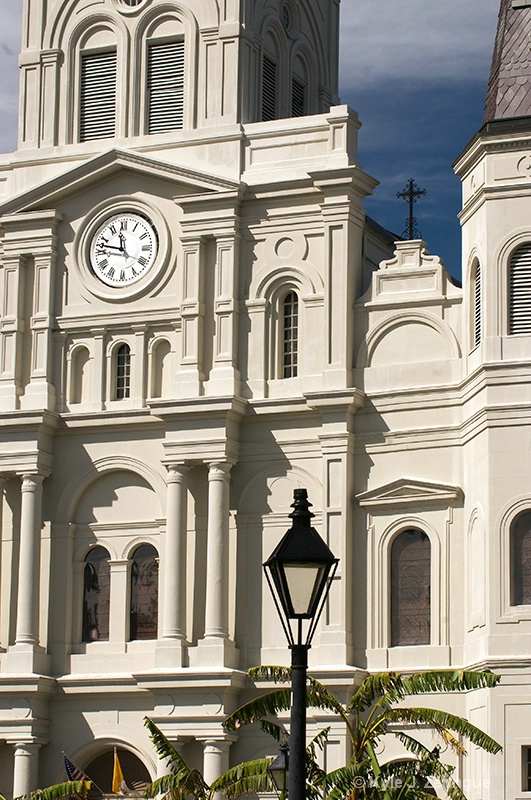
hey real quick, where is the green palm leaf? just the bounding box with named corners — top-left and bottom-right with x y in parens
top-left (144, 717), bottom-right (192, 776)
top-left (210, 757), bottom-right (272, 799)
top-left (223, 688), bottom-right (292, 731)
top-left (16, 783), bottom-right (92, 800)
top-left (259, 719), bottom-right (287, 741)
top-left (248, 665), bottom-right (292, 683)
top-left (385, 707), bottom-right (501, 754)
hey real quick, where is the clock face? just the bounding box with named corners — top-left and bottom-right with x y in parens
top-left (90, 213), bottom-right (158, 287)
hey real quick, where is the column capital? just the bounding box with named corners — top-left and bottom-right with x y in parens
top-left (167, 464), bottom-right (192, 483)
top-left (198, 736), bottom-right (237, 748)
top-left (207, 462), bottom-right (232, 482)
top-left (13, 742), bottom-right (42, 752)
top-left (19, 474), bottom-right (45, 493)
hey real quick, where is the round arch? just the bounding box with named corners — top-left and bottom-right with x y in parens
top-left (57, 455), bottom-right (167, 523)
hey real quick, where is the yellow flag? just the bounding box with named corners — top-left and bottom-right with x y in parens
top-left (112, 749), bottom-right (125, 794)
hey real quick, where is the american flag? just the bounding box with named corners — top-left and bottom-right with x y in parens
top-left (64, 754), bottom-right (90, 783)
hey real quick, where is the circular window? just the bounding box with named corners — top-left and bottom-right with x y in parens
top-left (115, 0), bottom-right (146, 12)
top-left (282, 3), bottom-right (296, 34)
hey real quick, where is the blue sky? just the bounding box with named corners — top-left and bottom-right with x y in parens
top-left (0, 0), bottom-right (501, 278)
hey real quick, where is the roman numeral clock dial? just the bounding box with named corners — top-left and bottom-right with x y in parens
top-left (90, 213), bottom-right (158, 287)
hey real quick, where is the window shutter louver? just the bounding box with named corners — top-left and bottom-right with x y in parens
top-left (510, 245), bottom-right (531, 335)
top-left (262, 56), bottom-right (277, 121)
top-left (80, 51), bottom-right (117, 142)
top-left (474, 263), bottom-right (482, 347)
top-left (291, 78), bottom-right (305, 117)
top-left (147, 41), bottom-right (185, 134)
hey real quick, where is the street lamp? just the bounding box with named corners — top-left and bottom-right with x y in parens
top-left (268, 742), bottom-right (289, 797)
top-left (264, 488), bottom-right (338, 800)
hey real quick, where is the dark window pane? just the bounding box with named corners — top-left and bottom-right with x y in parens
top-left (82, 546), bottom-right (110, 641)
top-left (262, 55), bottom-right (277, 121)
top-left (511, 511), bottom-right (531, 605)
top-left (283, 291), bottom-right (298, 378)
top-left (130, 544), bottom-right (159, 640)
top-left (391, 529), bottom-right (430, 646)
top-left (291, 78), bottom-right (305, 117)
top-left (116, 344), bottom-right (131, 399)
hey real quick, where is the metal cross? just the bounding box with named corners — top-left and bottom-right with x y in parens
top-left (396, 178), bottom-right (427, 240)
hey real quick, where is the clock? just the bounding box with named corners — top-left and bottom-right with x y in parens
top-left (89, 212), bottom-right (158, 287)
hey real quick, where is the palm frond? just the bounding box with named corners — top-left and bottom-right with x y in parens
top-left (323, 759), bottom-right (373, 800)
top-left (210, 757), bottom-right (272, 799)
top-left (259, 719), bottom-right (287, 741)
top-left (387, 670), bottom-right (500, 704)
top-left (22, 782), bottom-right (92, 800)
top-left (223, 688), bottom-right (292, 731)
top-left (145, 773), bottom-right (187, 798)
top-left (385, 707), bottom-right (501, 754)
top-left (144, 717), bottom-right (192, 776)
top-left (349, 672), bottom-right (404, 713)
top-left (248, 665), bottom-right (292, 683)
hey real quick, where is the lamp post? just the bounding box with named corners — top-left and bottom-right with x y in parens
top-left (268, 742), bottom-right (289, 797)
top-left (264, 488), bottom-right (338, 800)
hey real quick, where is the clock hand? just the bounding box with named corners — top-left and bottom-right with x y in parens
top-left (96, 244), bottom-right (123, 253)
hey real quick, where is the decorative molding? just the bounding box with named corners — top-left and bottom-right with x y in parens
top-left (357, 478), bottom-right (463, 508)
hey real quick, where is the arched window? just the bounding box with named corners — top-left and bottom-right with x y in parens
top-left (509, 243), bottom-right (531, 335)
top-left (511, 511), bottom-right (531, 605)
top-left (115, 344), bottom-right (131, 399)
top-left (71, 346), bottom-right (91, 404)
top-left (291, 56), bottom-right (307, 118)
top-left (391, 529), bottom-right (431, 646)
top-left (82, 546), bottom-right (110, 642)
top-left (472, 260), bottom-right (482, 347)
top-left (80, 49), bottom-right (117, 141)
top-left (130, 544), bottom-right (159, 640)
top-left (282, 291), bottom-right (298, 378)
top-left (151, 339), bottom-right (171, 397)
top-left (85, 749), bottom-right (151, 794)
top-left (147, 39), bottom-right (185, 134)
top-left (262, 53), bottom-right (277, 121)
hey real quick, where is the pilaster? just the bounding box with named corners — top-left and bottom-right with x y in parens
top-left (178, 236), bottom-right (206, 397)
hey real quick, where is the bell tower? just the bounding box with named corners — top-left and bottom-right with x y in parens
top-left (17, 0), bottom-right (341, 153)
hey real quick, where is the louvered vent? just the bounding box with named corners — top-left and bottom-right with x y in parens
top-left (509, 244), bottom-right (531, 335)
top-left (473, 262), bottom-right (482, 347)
top-left (148, 41), bottom-right (185, 134)
top-left (262, 56), bottom-right (277, 121)
top-left (80, 51), bottom-right (117, 142)
top-left (291, 78), bottom-right (306, 117)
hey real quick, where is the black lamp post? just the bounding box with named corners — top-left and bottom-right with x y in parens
top-left (264, 488), bottom-right (338, 800)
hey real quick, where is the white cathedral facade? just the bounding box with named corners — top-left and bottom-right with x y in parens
top-left (0, 0), bottom-right (530, 797)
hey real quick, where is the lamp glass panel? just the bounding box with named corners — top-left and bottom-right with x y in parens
top-left (283, 563), bottom-right (324, 615)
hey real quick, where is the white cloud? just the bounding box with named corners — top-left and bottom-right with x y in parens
top-left (340, 0), bottom-right (500, 89)
top-left (0, 0), bottom-right (503, 154)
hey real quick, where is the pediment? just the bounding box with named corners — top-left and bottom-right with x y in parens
top-left (0, 148), bottom-right (240, 216)
top-left (357, 478), bottom-right (463, 508)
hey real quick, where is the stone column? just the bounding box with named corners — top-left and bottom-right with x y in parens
top-left (204, 463), bottom-right (232, 638)
top-left (15, 475), bottom-right (44, 646)
top-left (201, 739), bottom-right (232, 788)
top-left (162, 465), bottom-right (190, 640)
top-left (12, 742), bottom-right (40, 798)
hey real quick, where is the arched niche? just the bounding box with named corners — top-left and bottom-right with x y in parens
top-left (73, 470), bottom-right (161, 525)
